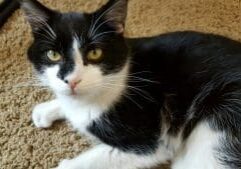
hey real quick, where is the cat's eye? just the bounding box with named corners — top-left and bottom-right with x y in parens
top-left (87, 49), bottom-right (103, 62)
top-left (46, 50), bottom-right (62, 62)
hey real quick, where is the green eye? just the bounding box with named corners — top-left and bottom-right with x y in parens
top-left (46, 50), bottom-right (62, 62)
top-left (87, 48), bottom-right (103, 61)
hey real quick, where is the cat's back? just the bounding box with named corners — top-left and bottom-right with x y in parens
top-left (127, 31), bottom-right (241, 116)
top-left (127, 31), bottom-right (241, 81)
top-left (128, 31), bottom-right (241, 64)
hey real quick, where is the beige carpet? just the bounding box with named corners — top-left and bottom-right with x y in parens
top-left (1, 0), bottom-right (241, 168)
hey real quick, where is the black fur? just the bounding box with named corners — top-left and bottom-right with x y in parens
top-left (218, 136), bottom-right (241, 168)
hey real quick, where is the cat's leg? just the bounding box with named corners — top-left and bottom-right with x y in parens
top-left (55, 144), bottom-right (171, 169)
top-left (171, 122), bottom-right (224, 169)
top-left (32, 99), bottom-right (65, 128)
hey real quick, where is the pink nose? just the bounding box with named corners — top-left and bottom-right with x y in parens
top-left (69, 80), bottom-right (81, 90)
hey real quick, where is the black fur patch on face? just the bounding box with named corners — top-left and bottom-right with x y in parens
top-left (23, 0), bottom-right (128, 81)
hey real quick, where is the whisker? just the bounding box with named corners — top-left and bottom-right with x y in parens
top-left (128, 86), bottom-right (156, 102)
top-left (88, 14), bottom-right (96, 37)
top-left (80, 83), bottom-right (143, 110)
top-left (91, 17), bottom-right (120, 36)
top-left (89, 41), bottom-right (105, 46)
top-left (129, 71), bottom-right (153, 75)
top-left (104, 74), bottom-right (159, 84)
top-left (81, 81), bottom-right (152, 108)
top-left (122, 93), bottom-right (143, 109)
top-left (103, 83), bottom-right (156, 103)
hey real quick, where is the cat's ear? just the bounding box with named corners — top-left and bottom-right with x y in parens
top-left (19, 0), bottom-right (56, 31)
top-left (94, 0), bottom-right (128, 34)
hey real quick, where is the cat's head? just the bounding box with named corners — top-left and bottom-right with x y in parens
top-left (20, 0), bottom-right (129, 97)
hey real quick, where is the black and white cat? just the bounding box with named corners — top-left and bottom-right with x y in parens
top-left (19, 0), bottom-right (241, 169)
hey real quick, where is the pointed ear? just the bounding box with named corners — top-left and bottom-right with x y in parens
top-left (19, 0), bottom-right (55, 31)
top-left (95, 0), bottom-right (128, 34)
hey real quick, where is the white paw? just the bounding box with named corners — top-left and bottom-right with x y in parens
top-left (32, 103), bottom-right (55, 128)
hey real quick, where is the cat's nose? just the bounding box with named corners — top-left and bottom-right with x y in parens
top-left (69, 80), bottom-right (81, 90)
top-left (64, 79), bottom-right (81, 89)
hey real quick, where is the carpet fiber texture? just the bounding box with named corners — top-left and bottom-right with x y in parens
top-left (1, 0), bottom-right (241, 169)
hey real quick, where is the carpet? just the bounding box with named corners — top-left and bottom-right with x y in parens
top-left (1, 0), bottom-right (241, 168)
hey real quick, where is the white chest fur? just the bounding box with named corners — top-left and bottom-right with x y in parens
top-left (58, 95), bottom-right (103, 135)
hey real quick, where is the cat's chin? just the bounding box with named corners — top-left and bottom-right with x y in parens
top-left (55, 89), bottom-right (90, 98)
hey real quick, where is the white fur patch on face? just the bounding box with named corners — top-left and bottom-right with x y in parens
top-left (43, 65), bottom-right (70, 94)
top-left (63, 38), bottom-right (105, 96)
top-left (64, 39), bottom-right (83, 85)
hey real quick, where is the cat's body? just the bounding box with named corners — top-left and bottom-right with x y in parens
top-left (18, 0), bottom-right (241, 169)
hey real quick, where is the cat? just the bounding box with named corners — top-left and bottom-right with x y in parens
top-left (18, 0), bottom-right (241, 169)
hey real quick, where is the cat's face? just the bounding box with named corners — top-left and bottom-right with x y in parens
top-left (21, 0), bottom-right (128, 96)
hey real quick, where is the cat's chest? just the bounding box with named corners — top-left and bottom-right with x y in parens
top-left (58, 96), bottom-right (103, 134)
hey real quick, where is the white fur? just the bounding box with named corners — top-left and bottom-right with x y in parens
top-left (64, 39), bottom-right (83, 84)
top-left (55, 143), bottom-right (172, 169)
top-left (32, 99), bottom-right (64, 128)
top-left (172, 122), bottom-right (223, 169)
top-left (44, 65), bottom-right (70, 94)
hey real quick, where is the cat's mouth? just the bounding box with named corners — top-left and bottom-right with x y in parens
top-left (71, 88), bottom-right (77, 95)
top-left (65, 87), bottom-right (88, 97)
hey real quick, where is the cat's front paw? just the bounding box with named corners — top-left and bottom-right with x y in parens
top-left (32, 101), bottom-right (62, 128)
top-left (32, 104), bottom-right (54, 128)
